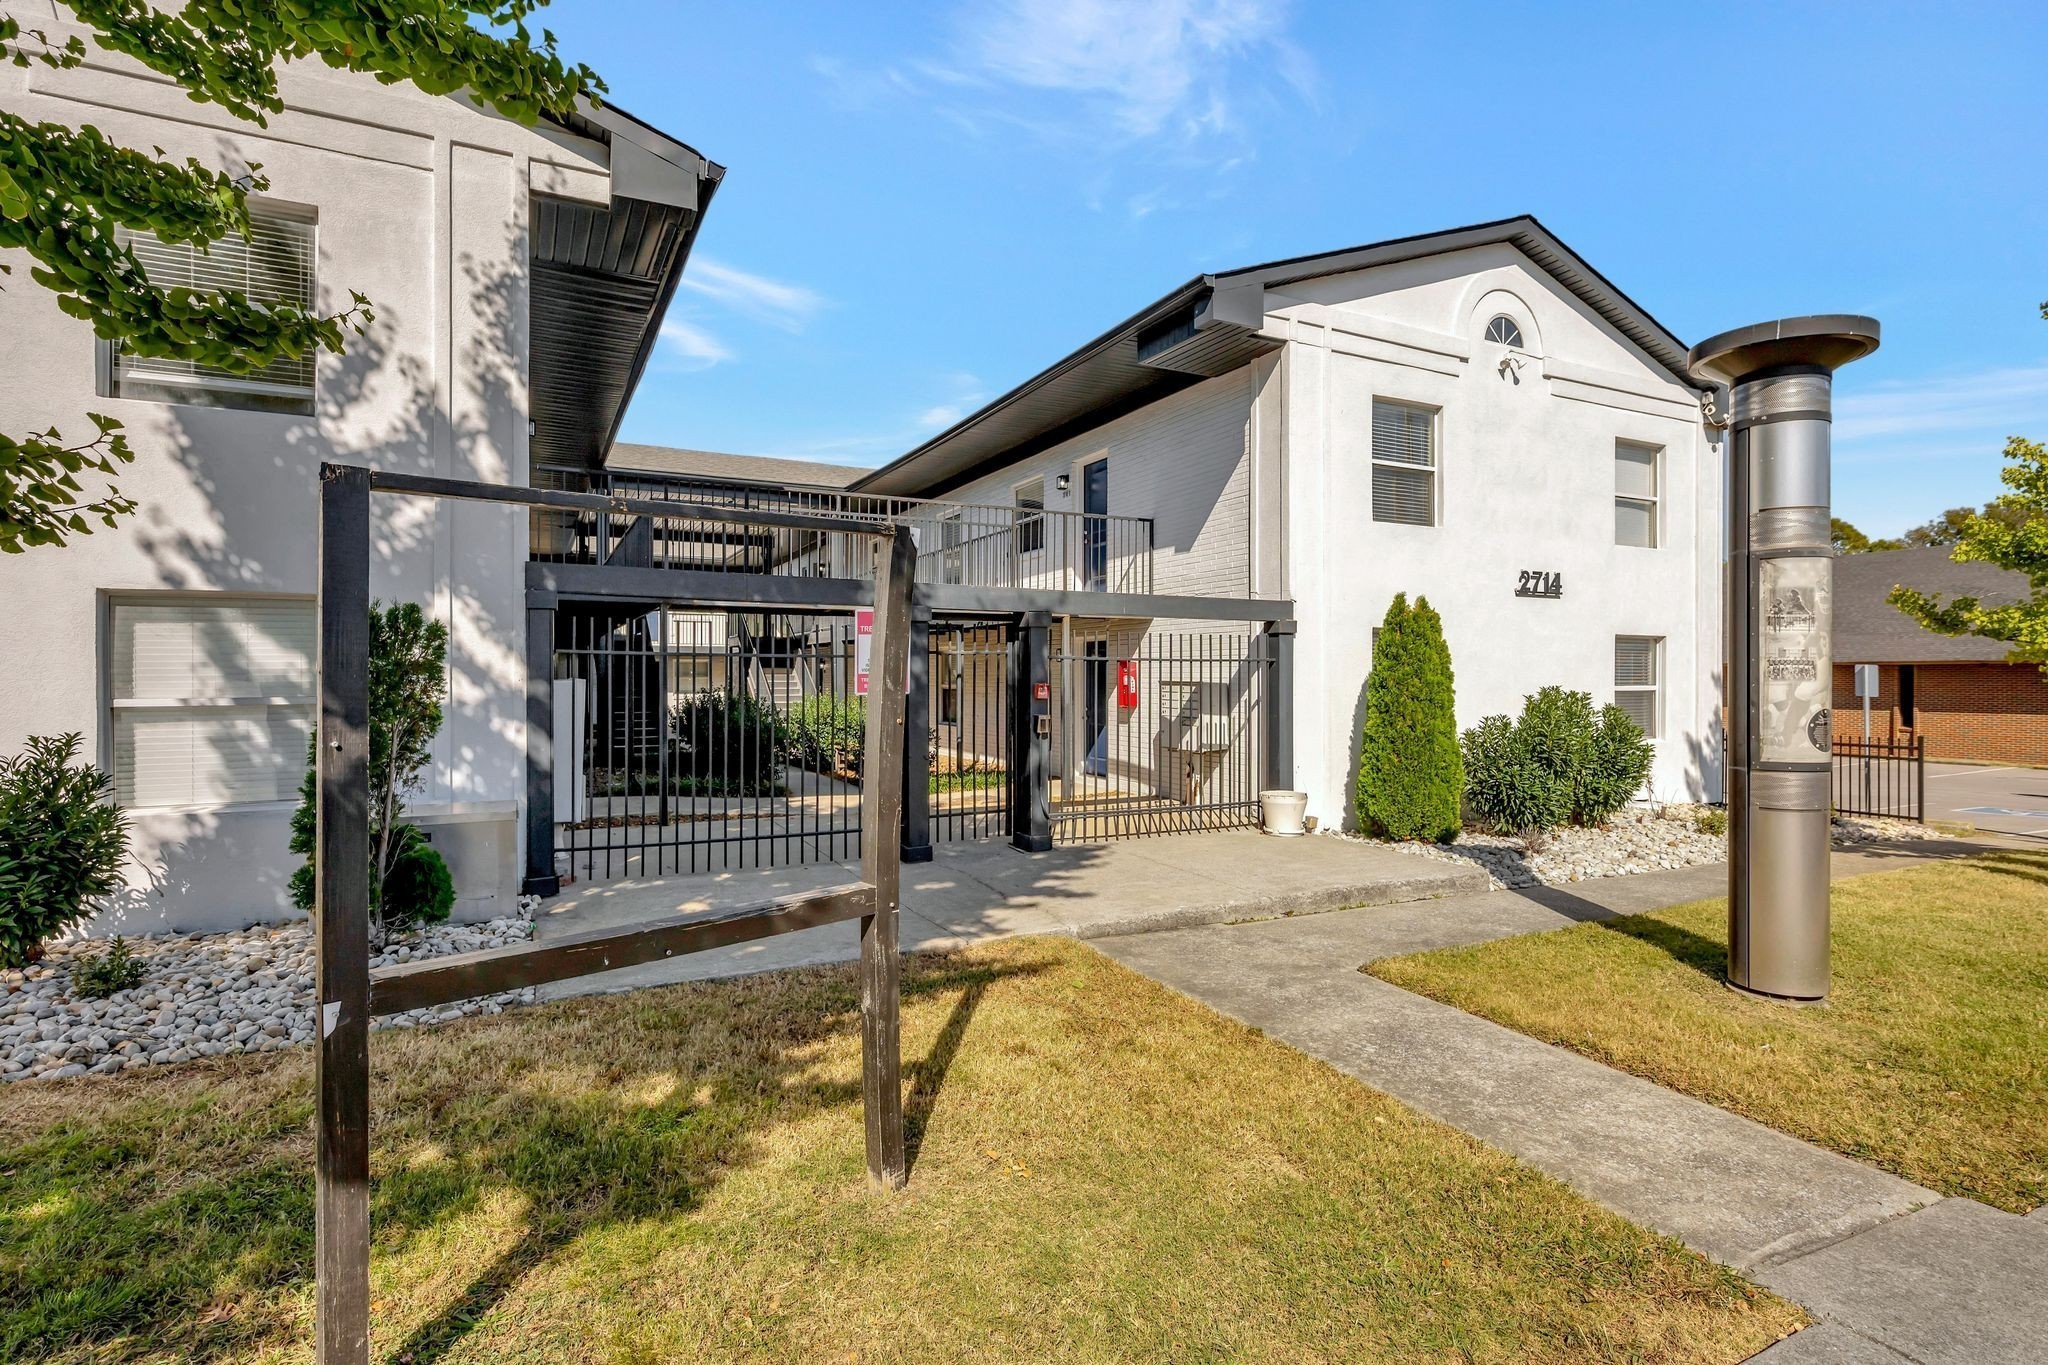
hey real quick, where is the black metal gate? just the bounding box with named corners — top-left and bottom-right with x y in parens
top-left (553, 607), bottom-right (866, 883)
top-left (1050, 628), bottom-right (1268, 842)
top-left (928, 621), bottom-right (1012, 843)
top-left (1832, 736), bottom-right (1925, 821)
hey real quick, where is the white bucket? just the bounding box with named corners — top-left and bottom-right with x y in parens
top-left (1260, 790), bottom-right (1309, 837)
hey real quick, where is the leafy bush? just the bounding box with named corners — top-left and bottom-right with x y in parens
top-left (1461, 714), bottom-right (1570, 834)
top-left (785, 695), bottom-right (867, 778)
top-left (0, 733), bottom-right (130, 968)
top-left (381, 825), bottom-right (454, 929)
top-left (1580, 704), bottom-right (1655, 824)
top-left (72, 936), bottom-right (146, 996)
top-left (670, 690), bottom-right (785, 796)
top-left (1355, 594), bottom-right (1463, 842)
top-left (1461, 687), bottom-right (1654, 834)
top-left (1691, 806), bottom-right (1729, 837)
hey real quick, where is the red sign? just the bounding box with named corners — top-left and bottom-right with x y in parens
top-left (854, 608), bottom-right (874, 695)
top-left (1117, 659), bottom-right (1139, 708)
top-left (1033, 682), bottom-right (1051, 702)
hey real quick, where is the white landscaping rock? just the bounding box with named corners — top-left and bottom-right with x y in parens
top-left (0, 914), bottom-right (535, 1084)
top-left (1357, 804), bottom-right (1947, 892)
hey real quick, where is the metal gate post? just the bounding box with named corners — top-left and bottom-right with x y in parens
top-left (1010, 611), bottom-right (1053, 852)
top-left (859, 527), bottom-right (913, 1189)
top-left (902, 601), bottom-right (933, 863)
top-left (314, 464), bottom-right (373, 1365)
top-left (523, 596), bottom-right (561, 897)
top-left (1262, 619), bottom-right (1296, 795)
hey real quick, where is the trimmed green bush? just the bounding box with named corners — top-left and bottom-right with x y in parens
top-left (1460, 714), bottom-right (1569, 833)
top-left (670, 690), bottom-right (785, 796)
top-left (381, 825), bottom-right (455, 929)
top-left (1580, 704), bottom-right (1655, 824)
top-left (1355, 594), bottom-right (1463, 842)
top-left (1461, 687), bottom-right (1655, 833)
top-left (785, 694), bottom-right (867, 778)
top-left (0, 733), bottom-right (130, 968)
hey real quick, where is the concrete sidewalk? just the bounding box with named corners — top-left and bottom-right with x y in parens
top-left (1093, 849), bottom-right (2046, 1364)
top-left (533, 830), bottom-right (1485, 999)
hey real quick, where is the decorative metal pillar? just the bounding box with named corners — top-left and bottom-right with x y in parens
top-left (1689, 316), bottom-right (1879, 1003)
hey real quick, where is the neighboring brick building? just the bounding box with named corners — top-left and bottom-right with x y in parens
top-left (1833, 547), bottom-right (2048, 764)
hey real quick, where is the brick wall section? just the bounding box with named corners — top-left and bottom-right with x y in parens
top-left (1831, 662), bottom-right (2048, 764)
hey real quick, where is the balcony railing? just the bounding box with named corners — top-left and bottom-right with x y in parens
top-left (531, 466), bottom-right (1154, 596)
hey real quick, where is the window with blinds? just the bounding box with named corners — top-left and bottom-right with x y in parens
top-left (1371, 399), bottom-right (1437, 526)
top-left (109, 598), bottom-right (316, 807)
top-left (1616, 441), bottom-right (1660, 548)
top-left (1015, 477), bottom-right (1045, 554)
top-left (1614, 635), bottom-right (1662, 738)
top-left (105, 207), bottom-right (317, 414)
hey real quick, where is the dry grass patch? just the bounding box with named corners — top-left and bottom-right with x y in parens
top-left (3, 937), bottom-right (1800, 1362)
top-left (1369, 851), bottom-right (2048, 1213)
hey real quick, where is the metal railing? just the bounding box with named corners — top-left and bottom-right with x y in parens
top-left (530, 465), bottom-right (1153, 595)
top-left (1831, 736), bottom-right (1924, 821)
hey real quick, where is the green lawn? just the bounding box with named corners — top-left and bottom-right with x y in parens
top-left (1, 938), bottom-right (1799, 1363)
top-left (1369, 852), bottom-right (2048, 1213)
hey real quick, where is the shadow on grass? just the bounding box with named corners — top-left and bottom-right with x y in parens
top-left (0, 953), bottom-right (1043, 1363)
top-left (1503, 880), bottom-right (1726, 979)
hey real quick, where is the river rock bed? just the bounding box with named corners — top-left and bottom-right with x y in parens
top-left (1372, 805), bottom-right (1945, 891)
top-left (1, 910), bottom-right (537, 1084)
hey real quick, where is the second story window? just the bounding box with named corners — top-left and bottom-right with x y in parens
top-left (103, 205), bottom-right (318, 415)
top-left (1615, 440), bottom-right (1661, 547)
top-left (1371, 399), bottom-right (1437, 526)
top-left (1015, 477), bottom-right (1045, 554)
top-left (1485, 314), bottom-right (1525, 348)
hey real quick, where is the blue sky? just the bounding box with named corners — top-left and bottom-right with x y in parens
top-left (546, 1), bottom-right (2048, 538)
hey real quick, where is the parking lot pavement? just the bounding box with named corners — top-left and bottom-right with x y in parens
top-left (1920, 761), bottom-right (2048, 841)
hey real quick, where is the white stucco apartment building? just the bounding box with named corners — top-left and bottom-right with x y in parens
top-left (848, 219), bottom-right (1727, 830)
top-left (0, 3), bottom-right (721, 931)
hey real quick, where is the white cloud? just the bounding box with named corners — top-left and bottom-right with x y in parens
top-left (678, 257), bottom-right (829, 333)
top-left (656, 319), bottom-right (732, 371)
top-left (795, 375), bottom-right (988, 462)
top-left (814, 0), bottom-right (1314, 162)
top-left (957, 0), bottom-right (1302, 140)
top-left (1833, 362), bottom-right (2048, 446)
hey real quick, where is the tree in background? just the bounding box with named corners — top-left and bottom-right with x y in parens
top-left (290, 602), bottom-right (453, 935)
top-left (1356, 594), bottom-right (1463, 842)
top-left (0, 3), bottom-right (602, 553)
top-left (1888, 301), bottom-right (2048, 668)
top-left (1832, 517), bottom-right (1903, 554)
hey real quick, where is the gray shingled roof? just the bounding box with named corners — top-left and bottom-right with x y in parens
top-left (606, 443), bottom-right (869, 490)
top-left (1834, 546), bottom-right (2027, 664)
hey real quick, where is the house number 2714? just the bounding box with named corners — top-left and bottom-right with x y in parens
top-left (1516, 570), bottom-right (1563, 599)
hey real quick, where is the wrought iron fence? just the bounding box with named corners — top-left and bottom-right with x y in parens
top-left (1051, 628), bottom-right (1269, 842)
top-left (530, 465), bottom-right (1153, 595)
top-left (928, 622), bottom-right (1012, 843)
top-left (1831, 736), bottom-right (1924, 821)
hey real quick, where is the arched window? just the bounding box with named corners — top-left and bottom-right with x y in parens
top-left (1485, 314), bottom-right (1525, 348)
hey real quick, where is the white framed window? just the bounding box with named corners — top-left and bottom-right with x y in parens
top-left (1615, 440), bottom-right (1660, 548)
top-left (107, 597), bottom-right (316, 807)
top-left (1371, 398), bottom-right (1437, 526)
top-left (103, 204), bottom-right (318, 415)
top-left (1614, 635), bottom-right (1662, 738)
top-left (1485, 314), bottom-right (1525, 348)
top-left (1014, 477), bottom-right (1045, 555)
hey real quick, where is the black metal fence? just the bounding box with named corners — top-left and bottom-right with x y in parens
top-left (1831, 736), bottom-right (1925, 821)
top-left (554, 608), bottom-right (867, 883)
top-left (1050, 628), bottom-right (1270, 842)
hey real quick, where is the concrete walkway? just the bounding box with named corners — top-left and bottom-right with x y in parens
top-left (532, 830), bottom-right (1485, 999)
top-left (1093, 847), bottom-right (2046, 1364)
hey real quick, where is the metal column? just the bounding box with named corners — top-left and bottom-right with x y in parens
top-left (1009, 611), bottom-right (1053, 852)
top-left (1262, 618), bottom-right (1296, 794)
top-left (1689, 316), bottom-right (1879, 1003)
top-left (902, 603), bottom-right (933, 864)
top-left (522, 598), bottom-right (561, 898)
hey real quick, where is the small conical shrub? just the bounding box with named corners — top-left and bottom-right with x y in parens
top-left (1356, 594), bottom-right (1463, 842)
